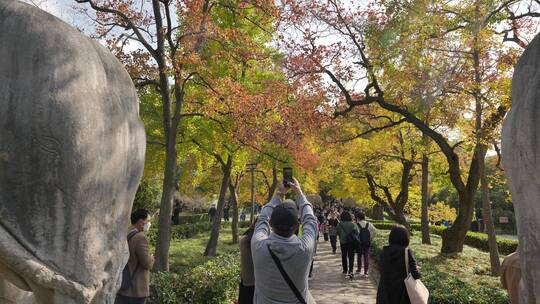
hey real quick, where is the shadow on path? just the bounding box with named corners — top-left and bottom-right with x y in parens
top-left (309, 240), bottom-right (377, 304)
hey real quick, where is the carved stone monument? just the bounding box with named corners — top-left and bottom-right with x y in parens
top-left (502, 33), bottom-right (540, 303)
top-left (0, 1), bottom-right (146, 303)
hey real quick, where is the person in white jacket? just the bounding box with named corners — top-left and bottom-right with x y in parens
top-left (355, 211), bottom-right (377, 275)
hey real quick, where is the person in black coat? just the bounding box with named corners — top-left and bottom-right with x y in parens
top-left (376, 225), bottom-right (421, 304)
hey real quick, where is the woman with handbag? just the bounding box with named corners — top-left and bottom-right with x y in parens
top-left (376, 225), bottom-right (425, 304)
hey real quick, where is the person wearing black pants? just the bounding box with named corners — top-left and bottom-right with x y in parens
top-left (340, 242), bottom-right (356, 275)
top-left (336, 211), bottom-right (359, 278)
top-left (328, 213), bottom-right (339, 254)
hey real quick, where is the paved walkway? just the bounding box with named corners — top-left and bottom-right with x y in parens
top-left (309, 240), bottom-right (377, 304)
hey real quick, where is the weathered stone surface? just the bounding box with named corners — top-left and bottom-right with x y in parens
top-left (0, 1), bottom-right (146, 303)
top-left (502, 33), bottom-right (540, 304)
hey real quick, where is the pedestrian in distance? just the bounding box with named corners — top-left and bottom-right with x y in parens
top-left (208, 204), bottom-right (217, 222)
top-left (251, 178), bottom-right (317, 304)
top-left (223, 204), bottom-right (230, 222)
top-left (116, 209), bottom-right (155, 304)
top-left (240, 208), bottom-right (246, 222)
top-left (172, 201), bottom-right (181, 225)
top-left (355, 211), bottom-right (377, 275)
top-left (376, 225), bottom-right (421, 304)
top-left (328, 212), bottom-right (339, 254)
top-left (336, 211), bottom-right (359, 279)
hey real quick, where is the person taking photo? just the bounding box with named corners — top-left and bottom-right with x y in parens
top-left (251, 178), bottom-right (317, 304)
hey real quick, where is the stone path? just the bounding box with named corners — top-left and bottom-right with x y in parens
top-left (309, 240), bottom-right (377, 304)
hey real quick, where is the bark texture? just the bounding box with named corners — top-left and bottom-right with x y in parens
top-left (0, 1), bottom-right (145, 302)
top-left (502, 32), bottom-right (540, 304)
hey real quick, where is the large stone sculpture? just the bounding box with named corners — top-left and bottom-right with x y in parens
top-left (502, 33), bottom-right (540, 303)
top-left (0, 1), bottom-right (146, 303)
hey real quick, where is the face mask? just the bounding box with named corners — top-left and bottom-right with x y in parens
top-left (143, 222), bottom-right (151, 232)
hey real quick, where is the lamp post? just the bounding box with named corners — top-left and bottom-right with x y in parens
top-left (246, 163), bottom-right (257, 223)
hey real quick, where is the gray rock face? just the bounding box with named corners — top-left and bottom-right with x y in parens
top-left (0, 1), bottom-right (146, 303)
top-left (502, 33), bottom-right (540, 304)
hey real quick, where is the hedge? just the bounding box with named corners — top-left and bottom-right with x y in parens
top-left (371, 236), bottom-right (509, 304)
top-left (371, 222), bottom-right (518, 255)
top-left (148, 253), bottom-right (240, 304)
top-left (179, 213), bottom-right (210, 224)
top-left (146, 220), bottom-right (252, 246)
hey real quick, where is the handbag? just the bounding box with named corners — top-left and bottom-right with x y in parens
top-left (404, 247), bottom-right (429, 304)
top-left (267, 244), bottom-right (307, 304)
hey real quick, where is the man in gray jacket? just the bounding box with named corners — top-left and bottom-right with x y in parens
top-left (251, 178), bottom-right (317, 304)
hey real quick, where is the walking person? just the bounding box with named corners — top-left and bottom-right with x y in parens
top-left (116, 209), bottom-right (155, 304)
top-left (322, 218), bottom-right (329, 242)
top-left (208, 204), bottom-right (217, 222)
top-left (336, 211), bottom-right (359, 278)
top-left (223, 204), bottom-right (230, 222)
top-left (376, 225), bottom-right (421, 304)
top-left (239, 220), bottom-right (257, 304)
top-left (328, 213), bottom-right (339, 254)
top-left (251, 178), bottom-right (317, 303)
top-left (355, 211), bottom-right (377, 275)
top-left (172, 201), bottom-right (181, 225)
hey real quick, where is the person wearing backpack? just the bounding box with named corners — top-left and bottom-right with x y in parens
top-left (355, 211), bottom-right (377, 275)
top-left (116, 209), bottom-right (155, 304)
top-left (336, 211), bottom-right (359, 278)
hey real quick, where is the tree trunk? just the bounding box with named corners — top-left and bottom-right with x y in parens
top-left (249, 168), bottom-right (255, 223)
top-left (372, 204), bottom-right (384, 220)
top-left (441, 188), bottom-right (477, 253)
top-left (421, 154), bottom-right (431, 245)
top-left (481, 161), bottom-right (501, 276)
top-left (153, 128), bottom-right (177, 271)
top-left (441, 21), bottom-right (485, 254)
top-left (204, 155), bottom-right (233, 256)
top-left (393, 208), bottom-right (411, 232)
top-left (229, 182), bottom-right (239, 244)
top-left (441, 146), bottom-right (487, 254)
top-left (153, 37), bottom-right (176, 271)
top-left (266, 166), bottom-right (278, 203)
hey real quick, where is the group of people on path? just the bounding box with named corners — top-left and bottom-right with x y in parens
top-left (115, 178), bottom-right (521, 304)
top-left (236, 178), bottom-right (427, 304)
top-left (313, 205), bottom-right (377, 279)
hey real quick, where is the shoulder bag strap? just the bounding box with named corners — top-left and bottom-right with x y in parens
top-left (404, 247), bottom-right (410, 275)
top-left (127, 230), bottom-right (140, 280)
top-left (267, 244), bottom-right (307, 304)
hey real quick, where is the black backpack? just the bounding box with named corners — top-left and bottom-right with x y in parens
top-left (358, 222), bottom-right (371, 246)
top-left (119, 230), bottom-right (139, 290)
top-left (346, 226), bottom-right (361, 247)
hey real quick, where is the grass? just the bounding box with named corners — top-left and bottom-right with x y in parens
top-left (165, 226), bottom-right (244, 273)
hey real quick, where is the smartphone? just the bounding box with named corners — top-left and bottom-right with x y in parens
top-left (283, 167), bottom-right (293, 187)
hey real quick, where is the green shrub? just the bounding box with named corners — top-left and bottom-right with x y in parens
top-left (374, 221), bottom-right (518, 255)
top-left (146, 221), bottom-right (250, 247)
top-left (148, 253), bottom-right (240, 304)
top-left (148, 272), bottom-right (182, 304)
top-left (179, 213), bottom-right (210, 224)
top-left (239, 220), bottom-right (251, 228)
top-left (133, 180), bottom-right (161, 213)
top-left (146, 222), bottom-right (213, 247)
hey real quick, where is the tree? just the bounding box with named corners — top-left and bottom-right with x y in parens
top-left (279, 0), bottom-right (524, 254)
top-left (76, 0), bottom-right (280, 268)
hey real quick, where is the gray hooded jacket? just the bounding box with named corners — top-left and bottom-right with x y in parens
top-left (251, 194), bottom-right (318, 304)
